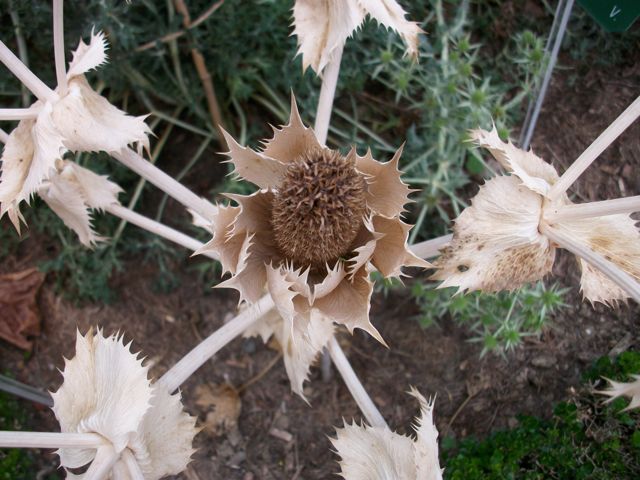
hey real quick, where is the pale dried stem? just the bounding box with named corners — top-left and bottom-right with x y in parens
top-left (0, 128), bottom-right (9, 143)
top-left (135, 1), bottom-right (224, 52)
top-left (0, 40), bottom-right (56, 102)
top-left (327, 337), bottom-right (387, 428)
top-left (159, 294), bottom-right (275, 393)
top-left (8, 4), bottom-right (31, 106)
top-left (122, 449), bottom-right (145, 480)
top-left (314, 44), bottom-right (344, 146)
top-left (540, 222), bottom-right (640, 303)
top-left (410, 233), bottom-right (453, 259)
top-left (112, 148), bottom-right (218, 221)
top-left (84, 444), bottom-right (119, 480)
top-left (545, 196), bottom-right (640, 222)
top-left (0, 106), bottom-right (41, 121)
top-left (105, 203), bottom-right (218, 260)
top-left (52, 0), bottom-right (68, 95)
top-left (548, 95), bottom-right (640, 202)
top-left (174, 0), bottom-right (226, 134)
top-left (0, 431), bottom-right (105, 449)
top-left (111, 461), bottom-right (129, 480)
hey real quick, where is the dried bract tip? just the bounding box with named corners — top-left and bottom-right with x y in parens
top-left (596, 375), bottom-right (640, 411)
top-left (272, 149), bottom-right (366, 266)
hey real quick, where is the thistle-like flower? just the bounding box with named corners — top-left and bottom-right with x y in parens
top-left (596, 375), bottom-right (640, 411)
top-left (293, 0), bottom-right (422, 74)
top-left (431, 127), bottom-right (640, 305)
top-left (0, 30), bottom-right (150, 232)
top-left (51, 328), bottom-right (197, 479)
top-left (331, 388), bottom-right (443, 479)
top-left (197, 96), bottom-right (428, 397)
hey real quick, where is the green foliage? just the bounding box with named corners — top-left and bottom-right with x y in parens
top-left (0, 392), bottom-right (32, 479)
top-left (413, 281), bottom-right (568, 356)
top-left (443, 351), bottom-right (640, 479)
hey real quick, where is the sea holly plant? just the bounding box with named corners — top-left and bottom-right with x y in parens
top-left (196, 95), bottom-right (429, 397)
top-left (432, 96), bottom-right (640, 305)
top-left (597, 375), bottom-right (640, 411)
top-left (0, 329), bottom-right (197, 480)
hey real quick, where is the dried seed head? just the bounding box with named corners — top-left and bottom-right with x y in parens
top-left (272, 149), bottom-right (366, 266)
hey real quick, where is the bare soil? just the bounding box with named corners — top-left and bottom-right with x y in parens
top-left (1, 38), bottom-right (639, 480)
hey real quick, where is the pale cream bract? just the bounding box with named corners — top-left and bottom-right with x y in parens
top-left (331, 388), bottom-right (443, 480)
top-left (293, 0), bottom-right (422, 74)
top-left (51, 329), bottom-right (197, 479)
top-left (0, 31), bottom-right (150, 232)
top-left (432, 127), bottom-right (640, 305)
top-left (38, 160), bottom-right (121, 247)
top-left (197, 96), bottom-right (428, 397)
top-left (597, 375), bottom-right (640, 411)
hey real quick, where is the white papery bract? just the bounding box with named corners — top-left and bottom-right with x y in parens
top-left (0, 30), bottom-right (150, 232)
top-left (332, 388), bottom-right (443, 479)
top-left (597, 375), bottom-right (640, 411)
top-left (39, 160), bottom-right (121, 247)
top-left (432, 127), bottom-right (640, 305)
top-left (293, 0), bottom-right (422, 74)
top-left (51, 329), bottom-right (197, 479)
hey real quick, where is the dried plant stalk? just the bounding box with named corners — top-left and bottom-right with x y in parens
top-left (545, 195), bottom-right (640, 221)
top-left (410, 234), bottom-right (453, 259)
top-left (0, 40), bottom-right (56, 102)
top-left (314, 44), bottom-right (344, 146)
top-left (0, 431), bottom-right (105, 449)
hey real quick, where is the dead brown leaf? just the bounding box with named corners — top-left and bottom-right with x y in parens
top-left (0, 268), bottom-right (46, 350)
top-left (194, 383), bottom-right (241, 435)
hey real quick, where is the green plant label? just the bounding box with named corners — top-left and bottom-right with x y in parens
top-left (577, 0), bottom-right (640, 32)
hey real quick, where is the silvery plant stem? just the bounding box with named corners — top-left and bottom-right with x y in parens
top-left (0, 40), bottom-right (57, 103)
top-left (314, 44), bottom-right (344, 146)
top-left (0, 106), bottom-right (41, 120)
top-left (540, 222), bottom-right (640, 302)
top-left (159, 294), bottom-right (275, 393)
top-left (328, 337), bottom-right (387, 428)
top-left (105, 203), bottom-right (218, 261)
top-left (544, 195), bottom-right (640, 222)
top-left (0, 431), bottom-right (105, 449)
top-left (122, 449), bottom-right (145, 480)
top-left (52, 0), bottom-right (68, 95)
top-left (84, 444), bottom-right (119, 480)
top-left (410, 233), bottom-right (453, 259)
top-left (112, 149), bottom-right (218, 222)
top-left (0, 127), bottom-right (8, 143)
top-left (548, 95), bottom-right (640, 202)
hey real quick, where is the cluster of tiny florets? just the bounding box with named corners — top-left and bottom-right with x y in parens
top-left (271, 149), bottom-right (366, 267)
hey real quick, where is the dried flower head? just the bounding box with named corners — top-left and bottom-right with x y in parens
top-left (293, 0), bottom-right (423, 73)
top-left (331, 388), bottom-right (443, 479)
top-left (431, 127), bottom-right (640, 305)
top-left (197, 96), bottom-right (428, 397)
top-left (0, 30), bottom-right (150, 232)
top-left (51, 328), bottom-right (197, 479)
top-left (596, 375), bottom-right (640, 411)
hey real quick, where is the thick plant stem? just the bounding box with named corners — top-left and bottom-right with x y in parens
top-left (410, 233), bottom-right (453, 259)
top-left (314, 44), bottom-right (344, 146)
top-left (159, 294), bottom-right (275, 393)
top-left (0, 40), bottom-right (56, 102)
top-left (84, 444), bottom-right (119, 480)
top-left (327, 337), bottom-right (387, 428)
top-left (545, 196), bottom-right (640, 222)
top-left (122, 449), bottom-right (144, 480)
top-left (105, 203), bottom-right (218, 260)
top-left (0, 128), bottom-right (8, 143)
top-left (112, 148), bottom-right (218, 221)
top-left (540, 222), bottom-right (640, 302)
top-left (0, 431), bottom-right (105, 449)
top-left (52, 0), bottom-right (68, 95)
top-left (0, 107), bottom-right (40, 120)
top-left (548, 95), bottom-right (640, 202)
top-left (111, 461), bottom-right (129, 480)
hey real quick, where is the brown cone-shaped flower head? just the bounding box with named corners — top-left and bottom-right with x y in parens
top-left (198, 95), bottom-right (429, 397)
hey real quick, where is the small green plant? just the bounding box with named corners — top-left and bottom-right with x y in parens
top-left (413, 281), bottom-right (568, 356)
top-left (443, 351), bottom-right (640, 479)
top-left (0, 392), bottom-right (32, 480)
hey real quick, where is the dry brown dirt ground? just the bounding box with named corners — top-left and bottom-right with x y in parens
top-left (1, 44), bottom-right (639, 480)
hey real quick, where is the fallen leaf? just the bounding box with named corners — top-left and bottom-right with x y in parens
top-left (194, 383), bottom-right (241, 435)
top-left (0, 268), bottom-right (46, 350)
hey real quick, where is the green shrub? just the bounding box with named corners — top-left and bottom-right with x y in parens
top-left (443, 351), bottom-right (640, 479)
